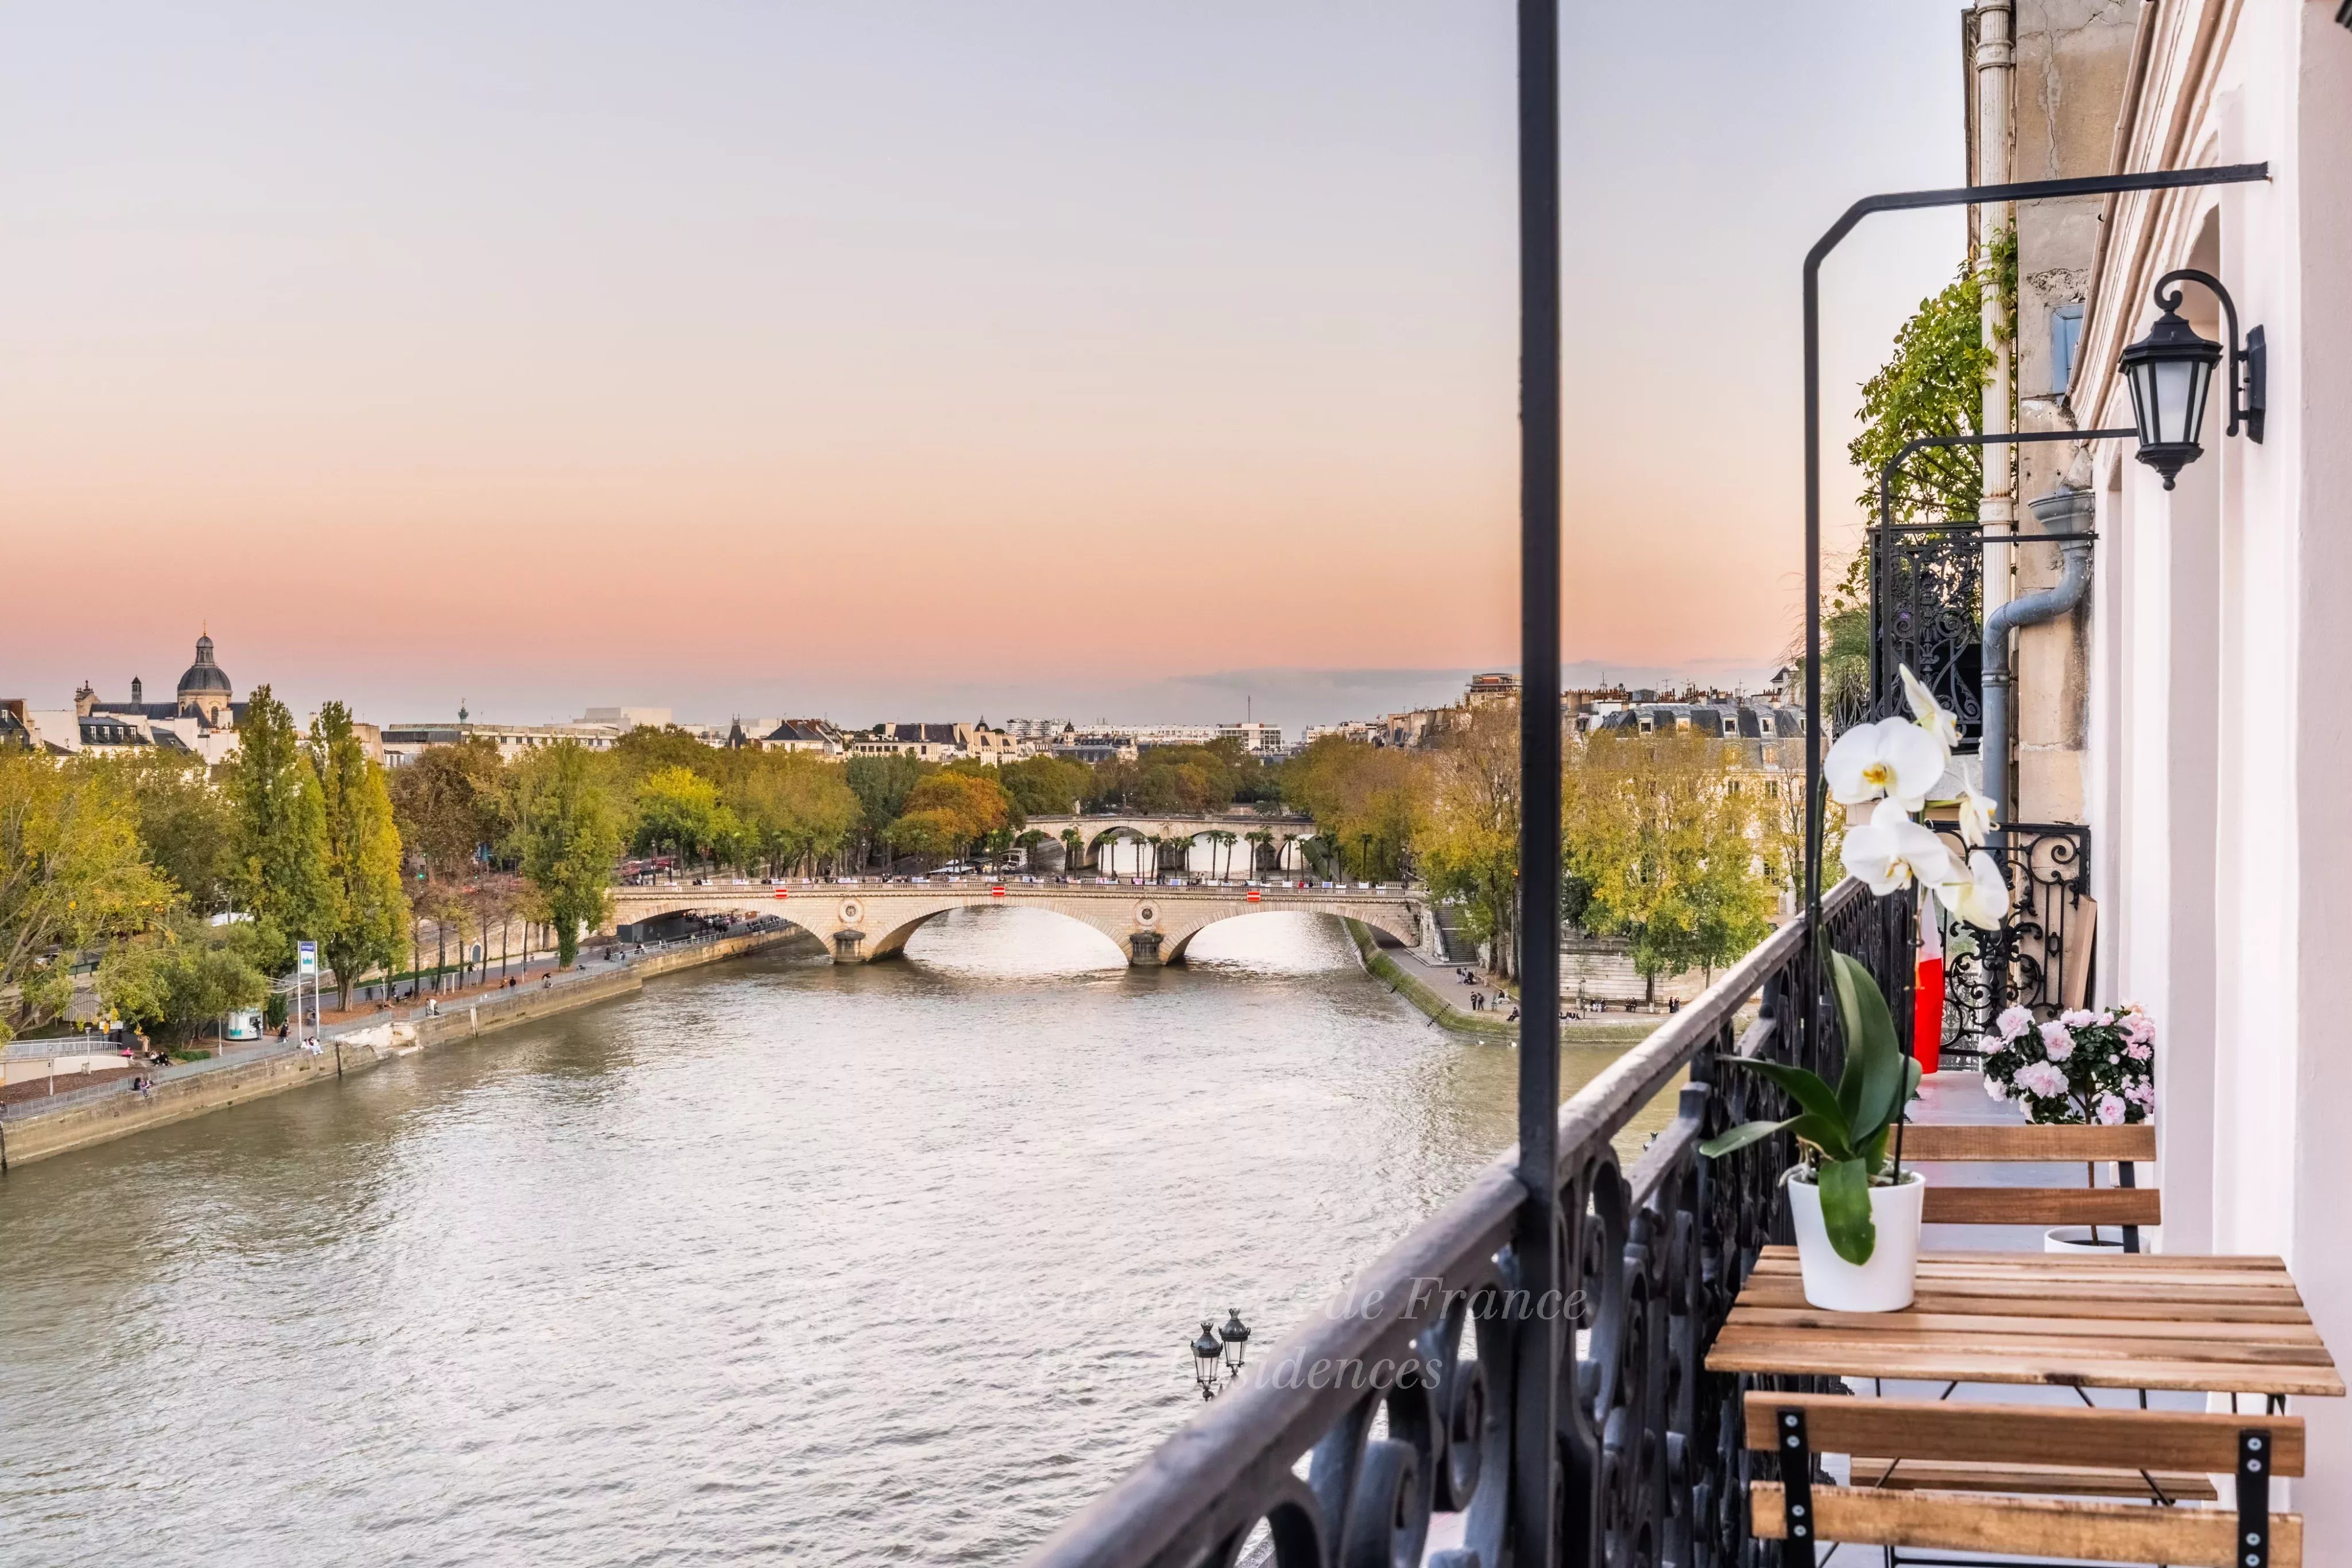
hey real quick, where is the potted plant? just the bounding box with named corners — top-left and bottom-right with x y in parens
top-left (1980, 1001), bottom-right (2156, 1253)
top-left (1701, 950), bottom-right (1928, 1311)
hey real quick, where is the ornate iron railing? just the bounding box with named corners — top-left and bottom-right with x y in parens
top-left (1027, 878), bottom-right (1910, 1568)
top-left (1932, 822), bottom-right (2093, 1065)
top-left (1859, 523), bottom-right (1983, 748)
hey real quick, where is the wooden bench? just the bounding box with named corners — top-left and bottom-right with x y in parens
top-left (1900, 1122), bottom-right (2158, 1250)
top-left (1746, 1392), bottom-right (2299, 1567)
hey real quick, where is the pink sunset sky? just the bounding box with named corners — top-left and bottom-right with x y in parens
top-left (1, 2), bottom-right (1967, 731)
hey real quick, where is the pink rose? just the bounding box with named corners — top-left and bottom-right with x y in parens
top-left (2094, 1092), bottom-right (2128, 1125)
top-left (2013, 1061), bottom-right (2068, 1098)
top-left (2120, 1012), bottom-right (2156, 1046)
top-left (2061, 1009), bottom-right (2096, 1028)
top-left (2124, 1040), bottom-right (2151, 1062)
top-left (2125, 1081), bottom-right (2155, 1107)
top-left (2040, 1021), bottom-right (2075, 1060)
top-left (1995, 1005), bottom-right (2033, 1042)
top-left (1984, 1074), bottom-right (2007, 1102)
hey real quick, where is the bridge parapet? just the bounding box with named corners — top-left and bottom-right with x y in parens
top-left (606, 882), bottom-right (1423, 967)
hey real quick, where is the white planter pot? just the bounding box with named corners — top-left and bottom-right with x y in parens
top-left (1786, 1170), bottom-right (1927, 1312)
top-left (2044, 1226), bottom-right (2129, 1256)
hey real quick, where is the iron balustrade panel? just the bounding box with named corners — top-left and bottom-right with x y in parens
top-left (1931, 822), bottom-right (2092, 1066)
top-left (1862, 524), bottom-right (1983, 748)
top-left (1026, 879), bottom-right (1909, 1568)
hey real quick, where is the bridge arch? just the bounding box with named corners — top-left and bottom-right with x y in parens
top-left (861, 898), bottom-right (1132, 963)
top-left (1160, 904), bottom-right (1420, 964)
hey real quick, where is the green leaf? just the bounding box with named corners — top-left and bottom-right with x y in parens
top-left (1829, 952), bottom-right (1906, 1141)
top-left (1699, 1118), bottom-right (1793, 1159)
top-left (1817, 1156), bottom-right (1877, 1264)
top-left (1721, 1055), bottom-right (1848, 1133)
top-left (1785, 1112), bottom-right (1860, 1166)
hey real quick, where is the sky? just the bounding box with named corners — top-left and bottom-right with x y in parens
top-left (0, 2), bottom-right (1968, 733)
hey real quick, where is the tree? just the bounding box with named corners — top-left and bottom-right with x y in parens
top-left (102, 750), bottom-right (240, 912)
top-left (883, 771), bottom-right (1012, 865)
top-left (0, 750), bottom-right (176, 1041)
top-left (845, 753), bottom-right (930, 868)
top-left (1414, 707), bottom-right (1521, 979)
top-left (634, 766), bottom-right (729, 865)
top-left (513, 742), bottom-right (623, 966)
top-left (726, 752), bottom-right (861, 875)
top-left (389, 737), bottom-right (508, 881)
top-left (227, 685), bottom-right (332, 975)
top-left (311, 702), bottom-right (410, 1007)
top-left (997, 754), bottom-right (1090, 820)
top-left (97, 913), bottom-right (273, 1047)
top-left (1562, 733), bottom-right (1777, 1001)
top-left (1281, 737), bottom-right (1429, 881)
top-left (1059, 826), bottom-right (1083, 874)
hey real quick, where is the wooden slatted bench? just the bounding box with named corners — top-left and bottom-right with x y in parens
top-left (1902, 1122), bottom-right (2158, 1250)
top-left (1745, 1392), bottom-right (2300, 1567)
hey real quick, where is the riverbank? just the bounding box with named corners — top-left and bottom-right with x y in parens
top-left (0, 928), bottom-right (815, 1172)
top-left (1342, 920), bottom-right (1665, 1047)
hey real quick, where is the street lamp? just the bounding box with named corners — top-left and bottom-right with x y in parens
top-left (1189, 1322), bottom-right (1225, 1400)
top-left (2119, 268), bottom-right (2265, 489)
top-left (1217, 1308), bottom-right (1251, 1376)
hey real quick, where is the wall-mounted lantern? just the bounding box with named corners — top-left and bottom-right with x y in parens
top-left (2120, 268), bottom-right (2265, 488)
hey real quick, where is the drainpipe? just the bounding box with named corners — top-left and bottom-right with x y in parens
top-left (1983, 485), bottom-right (2094, 831)
top-left (1975, 1), bottom-right (2018, 634)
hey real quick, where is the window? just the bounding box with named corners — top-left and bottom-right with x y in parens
top-left (2051, 303), bottom-right (2084, 396)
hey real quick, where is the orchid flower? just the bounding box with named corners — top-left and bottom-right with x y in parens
top-left (1899, 664), bottom-right (1962, 749)
top-left (1956, 792), bottom-right (1997, 848)
top-left (1840, 806), bottom-right (1956, 895)
top-left (1825, 718), bottom-right (1947, 814)
top-left (1934, 847), bottom-right (2008, 929)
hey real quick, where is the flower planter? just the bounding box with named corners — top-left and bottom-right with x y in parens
top-left (1786, 1170), bottom-right (1927, 1312)
top-left (2043, 1225), bottom-right (2129, 1256)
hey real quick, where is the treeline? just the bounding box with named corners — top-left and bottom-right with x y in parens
top-left (1288, 711), bottom-right (1798, 988)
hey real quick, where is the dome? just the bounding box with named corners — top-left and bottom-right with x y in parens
top-left (177, 634), bottom-right (233, 697)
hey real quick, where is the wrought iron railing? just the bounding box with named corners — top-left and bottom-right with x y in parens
top-left (1027, 878), bottom-right (1910, 1568)
top-left (1859, 522), bottom-right (1983, 748)
top-left (1932, 822), bottom-right (2093, 1066)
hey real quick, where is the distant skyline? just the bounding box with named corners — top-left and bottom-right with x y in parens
top-left (2, 3), bottom-right (1966, 729)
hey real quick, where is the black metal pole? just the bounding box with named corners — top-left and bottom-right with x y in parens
top-left (1801, 161), bottom-right (2266, 1059)
top-left (1512, 3), bottom-right (1562, 1564)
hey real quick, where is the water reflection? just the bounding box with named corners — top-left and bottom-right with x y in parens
top-left (0, 908), bottom-right (1677, 1566)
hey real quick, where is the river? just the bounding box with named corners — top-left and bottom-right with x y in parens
top-left (0, 909), bottom-right (1671, 1566)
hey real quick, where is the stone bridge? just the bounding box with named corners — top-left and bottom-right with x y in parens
top-left (606, 881), bottom-right (1422, 967)
top-left (1019, 814), bottom-right (1318, 873)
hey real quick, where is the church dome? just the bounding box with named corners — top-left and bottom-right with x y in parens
top-left (177, 634), bottom-right (233, 698)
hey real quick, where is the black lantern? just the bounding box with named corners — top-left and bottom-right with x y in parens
top-left (1190, 1322), bottom-right (1225, 1399)
top-left (1217, 1308), bottom-right (1251, 1375)
top-left (2119, 268), bottom-right (2265, 489)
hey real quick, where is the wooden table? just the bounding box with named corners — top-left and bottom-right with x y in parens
top-left (1707, 1248), bottom-right (2345, 1399)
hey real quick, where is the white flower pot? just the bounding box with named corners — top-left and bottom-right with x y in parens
top-left (1786, 1170), bottom-right (1927, 1312)
top-left (2044, 1226), bottom-right (2129, 1256)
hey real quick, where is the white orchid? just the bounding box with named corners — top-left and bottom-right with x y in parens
top-left (1933, 847), bottom-right (2008, 929)
top-left (1825, 718), bottom-right (1947, 814)
top-left (1839, 807), bottom-right (1956, 896)
top-left (1956, 791), bottom-right (1997, 848)
top-left (1900, 664), bottom-right (1962, 749)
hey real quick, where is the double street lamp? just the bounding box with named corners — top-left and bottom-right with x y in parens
top-left (1187, 1309), bottom-right (1252, 1400)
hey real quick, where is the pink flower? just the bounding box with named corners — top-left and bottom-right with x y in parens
top-left (2124, 1040), bottom-right (2152, 1062)
top-left (2060, 1009), bottom-right (2096, 1028)
top-left (1984, 1074), bottom-right (2008, 1102)
top-left (2094, 1092), bottom-right (2128, 1125)
top-left (2012, 1061), bottom-right (2068, 1098)
top-left (2120, 1012), bottom-right (2156, 1046)
top-left (2040, 1021), bottom-right (2076, 1060)
top-left (1996, 1005), bottom-right (2033, 1042)
top-left (2094, 1011), bottom-right (2115, 1027)
top-left (2125, 1081), bottom-right (2156, 1107)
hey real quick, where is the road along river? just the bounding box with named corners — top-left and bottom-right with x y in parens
top-left (0, 909), bottom-right (1676, 1566)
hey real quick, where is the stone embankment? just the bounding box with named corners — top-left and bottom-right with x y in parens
top-left (1343, 920), bottom-right (1517, 1037)
top-left (0, 930), bottom-right (807, 1172)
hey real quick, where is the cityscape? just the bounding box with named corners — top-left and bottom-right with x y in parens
top-left (4, 4), bottom-right (2350, 1567)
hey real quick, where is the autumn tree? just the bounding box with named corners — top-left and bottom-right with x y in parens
top-left (389, 737), bottom-right (508, 880)
top-left (1281, 737), bottom-right (1429, 881)
top-left (1562, 733), bottom-right (1777, 1001)
top-left (0, 750), bottom-right (176, 1041)
top-left (310, 702), bottom-right (410, 1006)
top-left (513, 741), bottom-right (623, 966)
top-left (884, 771), bottom-right (1013, 865)
top-left (726, 752), bottom-right (861, 874)
top-left (113, 749), bottom-right (239, 911)
top-left (1413, 707), bottom-right (1520, 979)
top-left (845, 753), bottom-right (930, 868)
top-left (227, 685), bottom-right (331, 975)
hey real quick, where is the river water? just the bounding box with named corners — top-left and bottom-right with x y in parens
top-left (0, 911), bottom-right (1670, 1566)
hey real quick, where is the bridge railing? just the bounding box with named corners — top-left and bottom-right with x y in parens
top-left (1025, 877), bottom-right (1907, 1568)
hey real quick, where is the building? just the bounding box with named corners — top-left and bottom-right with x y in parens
top-left (755, 718), bottom-right (846, 754)
top-left (43, 632), bottom-right (251, 764)
top-left (845, 722), bottom-right (1028, 764)
top-left (1464, 672), bottom-right (1519, 708)
top-left (381, 718), bottom-right (621, 767)
top-left (1044, 729), bottom-right (1139, 764)
top-left (1961, 0), bottom-right (2352, 1538)
top-left (578, 706), bottom-right (673, 731)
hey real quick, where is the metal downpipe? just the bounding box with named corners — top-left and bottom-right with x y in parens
top-left (1982, 487), bottom-right (2095, 833)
